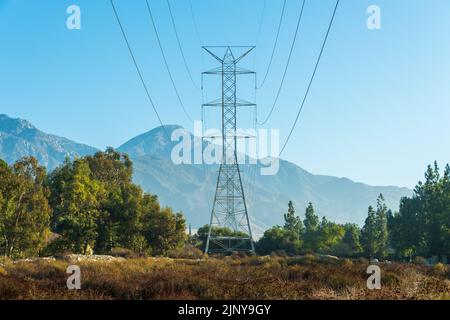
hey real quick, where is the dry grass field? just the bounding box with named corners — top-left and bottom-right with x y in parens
top-left (0, 255), bottom-right (449, 300)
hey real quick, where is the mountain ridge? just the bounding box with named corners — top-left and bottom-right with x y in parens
top-left (0, 114), bottom-right (413, 231)
top-left (0, 114), bottom-right (98, 169)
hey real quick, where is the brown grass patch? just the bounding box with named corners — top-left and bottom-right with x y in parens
top-left (0, 257), bottom-right (448, 300)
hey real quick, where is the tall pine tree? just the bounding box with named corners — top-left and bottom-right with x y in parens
top-left (303, 202), bottom-right (320, 251)
top-left (375, 194), bottom-right (389, 259)
top-left (283, 201), bottom-right (304, 241)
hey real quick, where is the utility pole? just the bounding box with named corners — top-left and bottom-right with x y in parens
top-left (202, 46), bottom-right (256, 254)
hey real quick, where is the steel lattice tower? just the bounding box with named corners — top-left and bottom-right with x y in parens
top-left (202, 46), bottom-right (255, 254)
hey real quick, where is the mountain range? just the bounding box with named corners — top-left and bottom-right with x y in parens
top-left (0, 114), bottom-right (412, 235)
top-left (0, 114), bottom-right (98, 169)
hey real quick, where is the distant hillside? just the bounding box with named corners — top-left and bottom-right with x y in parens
top-left (0, 114), bottom-right (98, 170)
top-left (118, 126), bottom-right (413, 233)
top-left (0, 115), bottom-right (413, 233)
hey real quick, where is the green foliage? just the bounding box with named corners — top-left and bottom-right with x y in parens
top-left (256, 161), bottom-right (450, 261)
top-left (389, 162), bottom-right (450, 261)
top-left (256, 201), bottom-right (305, 255)
top-left (283, 200), bottom-right (304, 241)
top-left (360, 194), bottom-right (390, 259)
top-left (142, 207), bottom-right (186, 255)
top-left (110, 247), bottom-right (147, 259)
top-left (0, 157), bottom-right (51, 258)
top-left (375, 194), bottom-right (389, 258)
top-left (0, 150), bottom-right (186, 259)
top-left (167, 244), bottom-right (204, 259)
top-left (303, 202), bottom-right (320, 251)
top-left (257, 201), bottom-right (348, 256)
top-left (47, 149), bottom-right (187, 256)
top-left (361, 205), bottom-right (378, 258)
top-left (256, 226), bottom-right (299, 255)
top-left (316, 217), bottom-right (345, 253)
top-left (52, 159), bottom-right (105, 253)
top-left (3, 154), bottom-right (449, 264)
top-left (195, 225), bottom-right (247, 253)
top-left (340, 223), bottom-right (362, 257)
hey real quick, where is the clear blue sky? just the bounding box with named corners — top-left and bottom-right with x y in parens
top-left (1, 0), bottom-right (450, 188)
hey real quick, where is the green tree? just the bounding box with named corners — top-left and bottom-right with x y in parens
top-left (48, 150), bottom-right (187, 256)
top-left (388, 162), bottom-right (450, 261)
top-left (256, 201), bottom-right (307, 255)
top-left (316, 217), bottom-right (345, 253)
top-left (142, 204), bottom-right (186, 256)
top-left (303, 202), bottom-right (320, 251)
top-left (0, 157), bottom-right (51, 258)
top-left (85, 149), bottom-right (138, 252)
top-left (375, 194), bottom-right (389, 259)
top-left (283, 201), bottom-right (304, 241)
top-left (340, 223), bottom-right (362, 257)
top-left (361, 206), bottom-right (378, 258)
top-left (53, 159), bottom-right (106, 254)
top-left (256, 226), bottom-right (298, 255)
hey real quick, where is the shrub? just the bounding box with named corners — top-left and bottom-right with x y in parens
top-left (326, 273), bottom-right (355, 291)
top-left (247, 256), bottom-right (265, 266)
top-left (111, 247), bottom-right (146, 259)
top-left (0, 256), bottom-right (11, 265)
top-left (414, 256), bottom-right (427, 265)
top-left (342, 258), bottom-right (353, 268)
top-left (356, 257), bottom-right (369, 265)
top-left (286, 257), bottom-right (304, 266)
top-left (166, 245), bottom-right (204, 259)
top-left (42, 237), bottom-right (73, 258)
top-left (383, 272), bottom-right (401, 286)
top-left (286, 254), bottom-right (316, 266)
top-left (0, 266), bottom-right (7, 276)
top-left (270, 250), bottom-right (288, 258)
top-left (329, 242), bottom-right (353, 257)
top-left (440, 292), bottom-right (450, 300)
top-left (304, 253), bottom-right (317, 263)
top-left (433, 262), bottom-right (447, 275)
top-left (231, 251), bottom-right (250, 259)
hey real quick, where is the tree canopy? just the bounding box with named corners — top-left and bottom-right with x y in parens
top-left (1, 150), bottom-right (186, 258)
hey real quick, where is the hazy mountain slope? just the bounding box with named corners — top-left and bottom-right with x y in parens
top-left (0, 115), bottom-right (412, 232)
top-left (118, 126), bottom-right (413, 231)
top-left (0, 114), bottom-right (98, 169)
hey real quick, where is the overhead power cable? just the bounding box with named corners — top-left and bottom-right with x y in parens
top-left (257, 0), bottom-right (307, 125)
top-left (257, 0), bottom-right (287, 90)
top-left (255, 0), bottom-right (267, 47)
top-left (110, 0), bottom-right (169, 140)
top-left (145, 0), bottom-right (193, 122)
top-left (188, 0), bottom-right (203, 46)
top-left (279, 0), bottom-right (340, 156)
top-left (166, 0), bottom-right (200, 90)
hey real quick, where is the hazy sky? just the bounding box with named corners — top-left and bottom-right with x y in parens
top-left (1, 0), bottom-right (450, 188)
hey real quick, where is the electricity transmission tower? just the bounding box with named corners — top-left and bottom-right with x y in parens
top-left (202, 46), bottom-right (256, 254)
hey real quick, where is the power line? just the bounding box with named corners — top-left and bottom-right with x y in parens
top-left (166, 0), bottom-right (200, 90)
top-left (279, 0), bottom-right (340, 156)
top-left (256, 0), bottom-right (287, 90)
top-left (109, 0), bottom-right (169, 140)
top-left (255, 0), bottom-right (267, 47)
top-left (188, 0), bottom-right (202, 46)
top-left (188, 0), bottom-right (206, 80)
top-left (257, 0), bottom-right (306, 125)
top-left (145, 0), bottom-right (193, 122)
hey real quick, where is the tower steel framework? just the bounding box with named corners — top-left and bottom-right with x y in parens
top-left (202, 46), bottom-right (256, 254)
